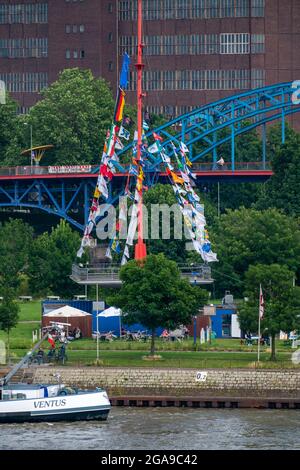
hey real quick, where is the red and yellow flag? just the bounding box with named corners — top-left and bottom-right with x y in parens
top-left (114, 87), bottom-right (126, 123)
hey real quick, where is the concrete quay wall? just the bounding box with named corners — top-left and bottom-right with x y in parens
top-left (32, 367), bottom-right (300, 398)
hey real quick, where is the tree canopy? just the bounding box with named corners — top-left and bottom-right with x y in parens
top-left (238, 264), bottom-right (300, 360)
top-left (0, 219), bottom-right (33, 292)
top-left (26, 68), bottom-right (116, 165)
top-left (211, 208), bottom-right (300, 296)
top-left (108, 253), bottom-right (208, 354)
top-left (0, 288), bottom-right (20, 362)
top-left (256, 125), bottom-right (300, 217)
top-left (0, 94), bottom-right (24, 166)
top-left (28, 220), bottom-right (81, 297)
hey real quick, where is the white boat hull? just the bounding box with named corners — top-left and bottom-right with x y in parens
top-left (0, 391), bottom-right (111, 423)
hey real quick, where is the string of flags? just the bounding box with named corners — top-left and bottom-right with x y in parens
top-left (76, 54), bottom-right (217, 264)
top-left (77, 53), bottom-right (131, 259)
top-left (151, 134), bottom-right (218, 264)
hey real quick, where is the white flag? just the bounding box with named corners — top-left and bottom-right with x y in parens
top-left (124, 245), bottom-right (130, 258)
top-left (97, 175), bottom-right (109, 199)
top-left (115, 139), bottom-right (124, 150)
top-left (180, 141), bottom-right (189, 153)
top-left (126, 205), bottom-right (138, 245)
top-left (148, 142), bottom-right (160, 154)
top-left (76, 247), bottom-right (84, 258)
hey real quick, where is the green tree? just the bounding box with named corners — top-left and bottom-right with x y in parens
top-left (108, 253), bottom-right (208, 355)
top-left (211, 208), bottom-right (300, 297)
top-left (0, 93), bottom-right (24, 166)
top-left (206, 182), bottom-right (262, 213)
top-left (256, 125), bottom-right (300, 216)
top-left (218, 125), bottom-right (262, 164)
top-left (0, 290), bottom-right (20, 363)
top-left (20, 68), bottom-right (116, 165)
top-left (238, 264), bottom-right (300, 360)
top-left (0, 219), bottom-right (33, 291)
top-left (28, 220), bottom-right (81, 297)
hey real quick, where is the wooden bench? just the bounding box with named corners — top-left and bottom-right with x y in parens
top-left (19, 296), bottom-right (33, 301)
top-left (73, 295), bottom-right (87, 300)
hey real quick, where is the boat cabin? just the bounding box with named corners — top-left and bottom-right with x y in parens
top-left (0, 383), bottom-right (63, 401)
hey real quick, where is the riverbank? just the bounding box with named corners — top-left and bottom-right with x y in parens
top-left (30, 366), bottom-right (300, 402)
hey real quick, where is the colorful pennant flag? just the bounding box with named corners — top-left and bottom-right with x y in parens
top-left (119, 126), bottom-right (131, 141)
top-left (114, 87), bottom-right (126, 123)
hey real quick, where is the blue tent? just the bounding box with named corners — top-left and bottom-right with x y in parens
top-left (96, 307), bottom-right (121, 337)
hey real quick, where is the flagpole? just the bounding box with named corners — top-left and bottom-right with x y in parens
top-left (257, 312), bottom-right (261, 363)
top-left (134, 0), bottom-right (147, 260)
top-left (96, 283), bottom-right (99, 361)
top-left (258, 284), bottom-right (261, 363)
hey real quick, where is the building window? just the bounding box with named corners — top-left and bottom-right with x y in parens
top-left (108, 61), bottom-right (114, 71)
top-left (79, 24), bottom-right (85, 33)
top-left (118, 0), bottom-right (265, 21)
top-left (65, 25), bottom-right (71, 33)
top-left (162, 70), bottom-right (175, 90)
top-left (0, 37), bottom-right (48, 58)
top-left (73, 50), bottom-right (78, 59)
top-left (251, 69), bottom-right (265, 88)
top-left (108, 32), bottom-right (113, 43)
top-left (0, 3), bottom-right (48, 24)
top-left (129, 69), bottom-right (265, 91)
top-left (251, 0), bottom-right (265, 17)
top-left (0, 72), bottom-right (48, 93)
top-left (66, 49), bottom-right (71, 59)
top-left (220, 33), bottom-right (250, 54)
top-left (119, 33), bottom-right (264, 56)
top-left (72, 25), bottom-right (78, 33)
top-left (108, 3), bottom-right (113, 13)
top-left (251, 34), bottom-right (265, 54)
top-left (80, 50), bottom-right (85, 58)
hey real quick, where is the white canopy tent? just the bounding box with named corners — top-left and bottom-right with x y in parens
top-left (97, 307), bottom-right (121, 318)
top-left (44, 305), bottom-right (91, 317)
top-left (43, 305), bottom-right (92, 337)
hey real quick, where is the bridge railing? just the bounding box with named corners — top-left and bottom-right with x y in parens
top-left (0, 164), bottom-right (95, 177)
top-left (0, 161), bottom-right (271, 177)
top-left (191, 161), bottom-right (272, 171)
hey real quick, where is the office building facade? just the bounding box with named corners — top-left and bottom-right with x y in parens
top-left (0, 0), bottom-right (299, 119)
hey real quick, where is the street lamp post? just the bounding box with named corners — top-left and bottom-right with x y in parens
top-left (85, 262), bottom-right (89, 299)
top-left (30, 125), bottom-right (33, 167)
top-left (24, 122), bottom-right (33, 168)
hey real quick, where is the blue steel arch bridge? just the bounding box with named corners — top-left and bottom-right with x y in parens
top-left (0, 82), bottom-right (299, 232)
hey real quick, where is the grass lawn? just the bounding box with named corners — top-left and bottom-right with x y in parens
top-left (0, 301), bottom-right (297, 369)
top-left (66, 337), bottom-right (293, 353)
top-left (0, 301), bottom-right (41, 349)
top-left (8, 348), bottom-right (297, 369)
top-left (17, 301), bottom-right (41, 321)
top-left (0, 322), bottom-right (41, 349)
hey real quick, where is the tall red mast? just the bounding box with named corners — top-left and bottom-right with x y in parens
top-left (134, 0), bottom-right (147, 260)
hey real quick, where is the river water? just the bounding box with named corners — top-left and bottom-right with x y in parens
top-left (0, 408), bottom-right (299, 450)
